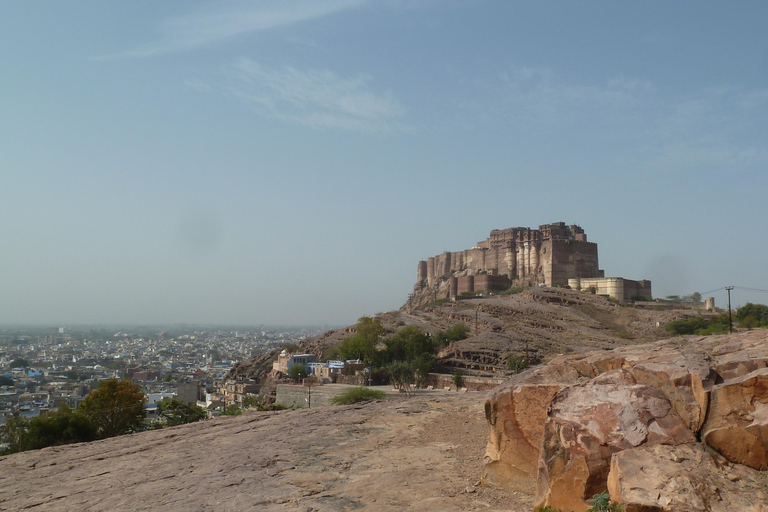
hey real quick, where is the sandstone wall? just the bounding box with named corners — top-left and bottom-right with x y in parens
top-left (569, 277), bottom-right (652, 302)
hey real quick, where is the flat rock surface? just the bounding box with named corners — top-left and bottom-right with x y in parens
top-left (0, 391), bottom-right (531, 512)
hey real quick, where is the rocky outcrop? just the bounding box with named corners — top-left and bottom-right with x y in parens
top-left (702, 367), bottom-right (768, 470)
top-left (607, 443), bottom-right (767, 512)
top-left (535, 371), bottom-right (695, 512)
top-left (482, 330), bottom-right (768, 511)
top-left (483, 382), bottom-right (565, 493)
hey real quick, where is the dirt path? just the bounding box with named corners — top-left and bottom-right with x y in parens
top-left (0, 391), bottom-right (532, 511)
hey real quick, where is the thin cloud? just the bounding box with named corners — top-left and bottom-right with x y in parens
top-left (225, 58), bottom-right (408, 133)
top-left (104, 0), bottom-right (368, 58)
top-left (470, 65), bottom-right (768, 172)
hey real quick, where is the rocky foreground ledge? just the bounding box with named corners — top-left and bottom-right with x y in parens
top-left (482, 329), bottom-right (768, 512)
top-left (0, 391), bottom-right (532, 512)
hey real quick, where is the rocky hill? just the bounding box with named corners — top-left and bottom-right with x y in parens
top-left (297, 287), bottom-right (707, 376)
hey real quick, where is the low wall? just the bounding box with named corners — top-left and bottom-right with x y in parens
top-left (276, 384), bottom-right (360, 408)
top-left (423, 373), bottom-right (506, 392)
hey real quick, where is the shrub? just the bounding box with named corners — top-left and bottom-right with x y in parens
top-left (586, 491), bottom-right (624, 512)
top-left (287, 363), bottom-right (308, 382)
top-left (452, 369), bottom-right (465, 391)
top-left (664, 315), bottom-right (729, 336)
top-left (507, 356), bottom-right (529, 374)
top-left (736, 302), bottom-right (768, 326)
top-left (434, 323), bottom-right (470, 347)
top-left (496, 286), bottom-right (524, 295)
top-left (330, 387), bottom-right (386, 405)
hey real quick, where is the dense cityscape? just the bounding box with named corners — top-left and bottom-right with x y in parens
top-left (0, 324), bottom-right (328, 433)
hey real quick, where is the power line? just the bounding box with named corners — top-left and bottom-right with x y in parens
top-left (734, 286), bottom-right (768, 294)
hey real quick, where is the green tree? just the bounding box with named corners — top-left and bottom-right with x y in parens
top-left (339, 317), bottom-right (385, 363)
top-left (0, 416), bottom-right (29, 454)
top-left (736, 302), bottom-right (768, 326)
top-left (221, 404), bottom-right (242, 416)
top-left (23, 406), bottom-right (97, 449)
top-left (9, 358), bottom-right (28, 368)
top-left (412, 354), bottom-right (435, 388)
top-left (385, 361), bottom-right (415, 394)
top-left (507, 356), bottom-right (529, 374)
top-left (434, 323), bottom-right (470, 348)
top-left (0, 375), bottom-right (13, 386)
top-left (158, 398), bottom-right (207, 427)
top-left (78, 378), bottom-right (146, 439)
top-left (384, 325), bottom-right (433, 363)
top-left (452, 369), bottom-right (465, 391)
top-left (287, 363), bottom-right (308, 383)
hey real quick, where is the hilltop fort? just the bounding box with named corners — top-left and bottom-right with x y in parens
top-left (411, 222), bottom-right (651, 306)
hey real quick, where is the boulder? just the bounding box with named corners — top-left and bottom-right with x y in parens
top-left (607, 443), bottom-right (768, 512)
top-left (482, 383), bottom-right (563, 493)
top-left (481, 357), bottom-right (593, 492)
top-left (625, 348), bottom-right (714, 433)
top-left (534, 370), bottom-right (695, 512)
top-left (701, 367), bottom-right (768, 470)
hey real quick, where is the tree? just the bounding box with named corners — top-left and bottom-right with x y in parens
top-left (452, 369), bottom-right (465, 391)
top-left (221, 404), bottom-right (242, 416)
top-left (412, 354), bottom-right (435, 388)
top-left (78, 378), bottom-right (146, 439)
top-left (9, 358), bottom-right (28, 368)
top-left (0, 375), bottom-right (13, 386)
top-left (0, 416), bottom-right (29, 454)
top-left (507, 356), bottom-right (529, 374)
top-left (384, 325), bottom-right (433, 363)
top-left (23, 406), bottom-right (96, 449)
top-left (385, 361), bottom-right (414, 394)
top-left (339, 317), bottom-right (385, 363)
top-left (158, 398), bottom-right (206, 427)
top-left (287, 363), bottom-right (307, 383)
top-left (736, 303), bottom-right (768, 326)
top-left (434, 323), bottom-right (470, 348)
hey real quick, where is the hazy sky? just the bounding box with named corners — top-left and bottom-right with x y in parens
top-left (2, 1), bottom-right (768, 326)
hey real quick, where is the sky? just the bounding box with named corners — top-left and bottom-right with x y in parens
top-left (2, 1), bottom-right (768, 327)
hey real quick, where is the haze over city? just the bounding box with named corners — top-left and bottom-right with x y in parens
top-left (2, 1), bottom-right (768, 326)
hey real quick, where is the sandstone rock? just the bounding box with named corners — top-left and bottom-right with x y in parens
top-left (482, 383), bottom-right (563, 493)
top-left (607, 443), bottom-right (768, 512)
top-left (711, 333), bottom-right (768, 381)
top-left (701, 367), bottom-right (768, 470)
top-left (481, 358), bottom-right (594, 493)
top-left (625, 348), bottom-right (714, 433)
top-left (534, 370), bottom-right (695, 512)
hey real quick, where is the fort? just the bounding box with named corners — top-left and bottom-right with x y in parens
top-left (412, 222), bottom-right (651, 304)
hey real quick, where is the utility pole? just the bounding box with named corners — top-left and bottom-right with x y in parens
top-left (726, 286), bottom-right (734, 333)
top-left (475, 309), bottom-right (479, 335)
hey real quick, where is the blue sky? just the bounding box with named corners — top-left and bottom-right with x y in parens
top-left (2, 1), bottom-right (767, 326)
